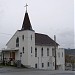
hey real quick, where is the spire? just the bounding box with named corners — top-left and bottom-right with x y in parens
top-left (21, 4), bottom-right (33, 31)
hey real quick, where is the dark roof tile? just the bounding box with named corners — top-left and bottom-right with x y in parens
top-left (21, 12), bottom-right (33, 31)
top-left (35, 33), bottom-right (59, 46)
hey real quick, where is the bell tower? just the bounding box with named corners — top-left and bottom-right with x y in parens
top-left (20, 4), bottom-right (35, 67)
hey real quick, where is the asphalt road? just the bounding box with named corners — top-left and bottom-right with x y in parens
top-left (0, 67), bottom-right (75, 75)
top-left (0, 70), bottom-right (75, 75)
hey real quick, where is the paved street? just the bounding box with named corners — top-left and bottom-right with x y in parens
top-left (0, 71), bottom-right (75, 75)
top-left (0, 67), bottom-right (75, 75)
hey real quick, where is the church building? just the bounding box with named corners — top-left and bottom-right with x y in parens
top-left (2, 6), bottom-right (65, 70)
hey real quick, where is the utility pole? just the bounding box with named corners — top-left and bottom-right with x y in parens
top-left (54, 35), bottom-right (57, 70)
top-left (2, 51), bottom-right (5, 65)
top-left (38, 57), bottom-right (39, 69)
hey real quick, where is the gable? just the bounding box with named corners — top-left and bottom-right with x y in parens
top-left (6, 31), bottom-right (18, 46)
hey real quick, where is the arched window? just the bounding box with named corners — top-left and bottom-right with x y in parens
top-left (47, 48), bottom-right (49, 56)
top-left (31, 47), bottom-right (32, 53)
top-left (35, 63), bottom-right (37, 68)
top-left (41, 47), bottom-right (43, 57)
top-left (31, 35), bottom-right (32, 40)
top-left (35, 48), bottom-right (37, 57)
top-left (22, 35), bottom-right (24, 41)
top-left (16, 37), bottom-right (19, 47)
top-left (62, 52), bottom-right (63, 57)
top-left (47, 62), bottom-right (49, 67)
top-left (23, 47), bottom-right (24, 53)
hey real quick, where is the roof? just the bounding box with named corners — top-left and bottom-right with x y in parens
top-left (35, 33), bottom-right (59, 46)
top-left (2, 48), bottom-right (19, 52)
top-left (21, 12), bottom-right (33, 31)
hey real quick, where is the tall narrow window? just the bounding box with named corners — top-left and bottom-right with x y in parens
top-left (62, 52), bottom-right (63, 57)
top-left (23, 47), bottom-right (24, 53)
top-left (42, 63), bottom-right (44, 68)
top-left (41, 48), bottom-right (43, 57)
top-left (35, 63), bottom-right (37, 68)
top-left (47, 62), bottom-right (49, 67)
top-left (53, 62), bottom-right (55, 66)
top-left (31, 35), bottom-right (32, 40)
top-left (47, 48), bottom-right (49, 56)
top-left (22, 35), bottom-right (24, 41)
top-left (58, 52), bottom-right (60, 57)
top-left (16, 37), bottom-right (19, 47)
top-left (35, 48), bottom-right (37, 57)
top-left (52, 48), bottom-right (55, 56)
top-left (31, 47), bottom-right (32, 53)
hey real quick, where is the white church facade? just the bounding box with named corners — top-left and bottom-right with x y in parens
top-left (2, 8), bottom-right (65, 70)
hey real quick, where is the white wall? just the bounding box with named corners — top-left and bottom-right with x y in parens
top-left (18, 30), bottom-right (35, 66)
top-left (56, 48), bottom-right (65, 70)
top-left (31, 45), bottom-right (55, 70)
top-left (7, 31), bottom-right (19, 49)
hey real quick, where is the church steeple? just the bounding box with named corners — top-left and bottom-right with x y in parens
top-left (21, 4), bottom-right (33, 31)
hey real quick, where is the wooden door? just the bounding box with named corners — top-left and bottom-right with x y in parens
top-left (12, 52), bottom-right (15, 60)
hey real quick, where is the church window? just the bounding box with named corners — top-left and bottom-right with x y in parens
top-left (41, 48), bottom-right (43, 57)
top-left (47, 62), bottom-right (49, 67)
top-left (31, 47), bottom-right (32, 53)
top-left (52, 48), bottom-right (55, 56)
top-left (16, 37), bottom-right (19, 47)
top-left (58, 52), bottom-right (60, 57)
top-left (35, 63), bottom-right (37, 68)
top-left (42, 63), bottom-right (44, 68)
top-left (22, 47), bottom-right (24, 53)
top-left (62, 52), bottom-right (63, 57)
top-left (47, 48), bottom-right (49, 56)
top-left (35, 48), bottom-right (37, 57)
top-left (31, 35), bottom-right (32, 40)
top-left (22, 35), bottom-right (24, 40)
top-left (53, 62), bottom-right (55, 66)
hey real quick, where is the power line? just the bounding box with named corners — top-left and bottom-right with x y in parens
top-left (0, 33), bottom-right (12, 36)
top-left (0, 32), bottom-right (35, 38)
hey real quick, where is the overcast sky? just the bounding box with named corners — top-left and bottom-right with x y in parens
top-left (0, 0), bottom-right (74, 49)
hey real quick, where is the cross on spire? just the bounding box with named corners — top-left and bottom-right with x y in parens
top-left (24, 3), bottom-right (28, 12)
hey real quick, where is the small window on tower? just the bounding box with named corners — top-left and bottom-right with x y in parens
top-left (31, 35), bottom-right (32, 40)
top-left (22, 35), bottom-right (24, 41)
